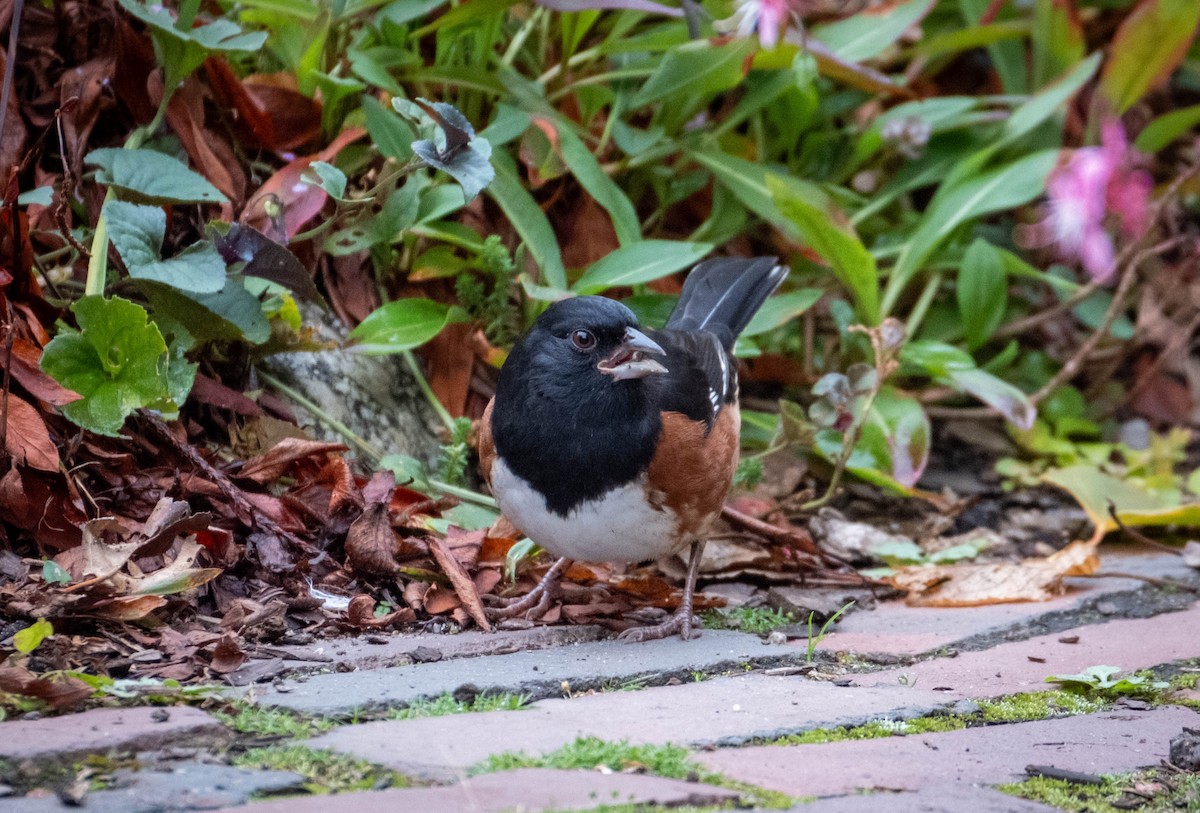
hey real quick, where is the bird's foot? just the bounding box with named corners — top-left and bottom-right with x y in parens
top-left (484, 583), bottom-right (554, 621)
top-left (617, 609), bottom-right (703, 643)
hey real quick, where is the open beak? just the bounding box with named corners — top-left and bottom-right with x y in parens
top-left (598, 327), bottom-right (668, 381)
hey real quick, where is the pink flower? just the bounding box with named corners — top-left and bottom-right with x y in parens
top-left (715, 0), bottom-right (792, 49)
top-left (1028, 120), bottom-right (1152, 284)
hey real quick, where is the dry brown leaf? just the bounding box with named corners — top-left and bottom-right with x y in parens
top-left (2, 394), bottom-right (59, 471)
top-left (237, 438), bottom-right (348, 484)
top-left (0, 665), bottom-right (91, 710)
top-left (428, 535), bottom-right (490, 631)
top-left (888, 540), bottom-right (1100, 606)
top-left (89, 595), bottom-right (168, 621)
top-left (209, 634), bottom-right (247, 673)
top-left (422, 583), bottom-right (461, 615)
top-left (345, 502), bottom-right (400, 575)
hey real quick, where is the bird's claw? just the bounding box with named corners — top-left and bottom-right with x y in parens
top-left (617, 611), bottom-right (702, 643)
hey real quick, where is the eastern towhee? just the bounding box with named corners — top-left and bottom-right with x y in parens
top-left (478, 256), bottom-right (786, 641)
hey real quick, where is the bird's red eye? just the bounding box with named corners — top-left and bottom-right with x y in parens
top-left (571, 329), bottom-right (596, 350)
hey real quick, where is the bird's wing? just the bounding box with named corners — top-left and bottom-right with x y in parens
top-left (650, 329), bottom-right (736, 430)
top-left (478, 397), bottom-right (497, 484)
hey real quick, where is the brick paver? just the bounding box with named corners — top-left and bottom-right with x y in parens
top-left (0, 707), bottom-right (228, 763)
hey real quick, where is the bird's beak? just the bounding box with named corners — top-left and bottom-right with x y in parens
top-left (598, 328), bottom-right (668, 381)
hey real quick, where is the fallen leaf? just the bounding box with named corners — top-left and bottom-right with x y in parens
top-left (2, 394), bottom-right (59, 471)
top-left (0, 665), bottom-right (92, 710)
top-left (209, 634), bottom-right (247, 673)
top-left (888, 539), bottom-right (1100, 606)
top-left (88, 594), bottom-right (168, 620)
top-left (345, 502), bottom-right (400, 575)
top-left (237, 438), bottom-right (348, 484)
top-left (429, 534), bottom-right (490, 630)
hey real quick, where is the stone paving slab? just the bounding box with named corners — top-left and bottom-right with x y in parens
top-left (308, 672), bottom-right (958, 781)
top-left (855, 602), bottom-right (1200, 697)
top-left (3, 763), bottom-right (303, 813)
top-left (816, 550), bottom-right (1198, 657)
top-left (0, 707), bottom-right (229, 763)
top-left (698, 705), bottom-right (1199, 797)
top-left (256, 630), bottom-right (797, 717)
top-left (231, 625), bottom-right (608, 685)
top-left (778, 784), bottom-right (1060, 812)
top-left (207, 767), bottom-right (739, 813)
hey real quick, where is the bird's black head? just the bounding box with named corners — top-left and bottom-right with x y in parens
top-left (524, 296), bottom-right (667, 384)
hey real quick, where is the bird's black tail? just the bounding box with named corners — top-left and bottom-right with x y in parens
top-left (665, 256), bottom-right (787, 351)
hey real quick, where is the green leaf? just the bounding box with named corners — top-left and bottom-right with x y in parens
top-left (571, 240), bottom-right (713, 296)
top-left (41, 296), bottom-right (174, 437)
top-left (1031, 0), bottom-right (1085, 88)
top-left (487, 151), bottom-right (565, 289)
top-left (1041, 465), bottom-right (1200, 536)
top-left (140, 276), bottom-right (271, 345)
top-left (363, 94), bottom-right (415, 162)
top-left (303, 161), bottom-right (347, 199)
top-left (903, 340), bottom-right (1035, 428)
top-left (1134, 103), bottom-right (1200, 153)
top-left (741, 289), bottom-right (823, 337)
top-left (631, 38), bottom-right (755, 108)
top-left (87, 148), bottom-right (227, 206)
top-left (811, 0), bottom-right (935, 61)
top-left (105, 201), bottom-right (226, 294)
top-left (1099, 0), bottom-right (1200, 114)
top-left (553, 120), bottom-right (641, 246)
top-left (14, 619), bottom-right (54, 654)
top-left (885, 150), bottom-right (1058, 315)
top-left (395, 98), bottom-right (495, 202)
top-left (42, 560), bottom-right (71, 585)
top-left (957, 0), bottom-right (1027, 92)
top-left (812, 387), bottom-right (931, 490)
top-left (767, 174), bottom-right (879, 325)
top-left (349, 298), bottom-right (466, 354)
top-left (957, 239), bottom-right (1007, 350)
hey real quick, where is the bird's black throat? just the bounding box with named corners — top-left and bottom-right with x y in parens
top-left (491, 354), bottom-right (661, 518)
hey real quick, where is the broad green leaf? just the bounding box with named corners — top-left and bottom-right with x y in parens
top-left (1032, 0), bottom-right (1085, 88)
top-left (689, 149), bottom-right (790, 235)
top-left (885, 150), bottom-right (1058, 314)
top-left (1134, 103), bottom-right (1200, 153)
top-left (41, 296), bottom-right (174, 437)
top-left (812, 0), bottom-right (935, 61)
top-left (1040, 465), bottom-right (1187, 536)
top-left (87, 148), bottom-right (227, 206)
top-left (903, 340), bottom-right (1035, 428)
top-left (363, 95), bottom-right (415, 161)
top-left (552, 120), bottom-right (641, 246)
top-left (325, 182), bottom-right (420, 256)
top-left (14, 619), bottom-right (53, 654)
top-left (349, 298), bottom-right (466, 354)
top-left (487, 151), bottom-right (566, 289)
top-left (767, 175), bottom-right (879, 325)
top-left (742, 289), bottom-right (823, 337)
top-left (630, 37), bottom-right (755, 107)
top-left (813, 387), bottom-right (931, 491)
top-left (957, 238), bottom-right (1007, 349)
top-left (917, 21), bottom-right (1031, 59)
top-left (1099, 0), bottom-right (1200, 114)
top-left (394, 98), bottom-right (495, 201)
top-left (140, 276), bottom-right (271, 345)
top-left (303, 161), bottom-right (347, 200)
top-left (42, 560), bottom-right (71, 584)
top-left (105, 201), bottom-right (226, 294)
top-left (572, 240), bottom-right (713, 296)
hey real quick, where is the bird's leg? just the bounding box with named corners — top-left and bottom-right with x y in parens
top-left (484, 556), bottom-right (571, 621)
top-left (619, 539), bottom-right (707, 643)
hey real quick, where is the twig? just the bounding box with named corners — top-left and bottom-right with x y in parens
top-left (993, 280), bottom-right (1100, 340)
top-left (720, 504), bottom-right (822, 557)
top-left (1025, 765), bottom-right (1107, 786)
top-left (0, 300), bottom-right (13, 459)
top-left (1107, 502), bottom-right (1185, 556)
top-left (1117, 307), bottom-right (1200, 413)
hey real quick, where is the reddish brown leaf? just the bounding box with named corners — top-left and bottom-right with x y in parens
top-left (209, 634), bottom-right (247, 673)
top-left (422, 583), bottom-right (462, 615)
top-left (3, 394), bottom-right (59, 471)
top-left (445, 526), bottom-right (485, 570)
top-left (428, 535), bottom-right (490, 631)
top-left (320, 457), bottom-right (361, 516)
top-left (0, 665), bottom-right (91, 710)
top-left (346, 594), bottom-right (415, 627)
top-left (345, 502), bottom-right (401, 576)
top-left (189, 373), bottom-right (263, 416)
top-left (238, 438), bottom-right (348, 484)
top-left (241, 127), bottom-right (366, 240)
top-left (206, 60), bottom-right (322, 152)
top-left (88, 595), bottom-right (168, 620)
top-left (421, 322), bottom-right (476, 418)
top-left (163, 73), bottom-right (245, 211)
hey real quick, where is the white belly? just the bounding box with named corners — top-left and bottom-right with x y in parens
top-left (490, 458), bottom-right (683, 563)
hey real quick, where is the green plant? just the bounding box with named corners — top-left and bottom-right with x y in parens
top-left (233, 745), bottom-right (407, 795)
top-left (701, 607), bottom-right (795, 635)
top-left (804, 600), bottom-right (855, 663)
top-left (1046, 665), bottom-right (1170, 699)
top-left (390, 692), bottom-right (527, 719)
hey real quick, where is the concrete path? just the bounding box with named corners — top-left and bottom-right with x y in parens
top-left (2, 549), bottom-right (1197, 813)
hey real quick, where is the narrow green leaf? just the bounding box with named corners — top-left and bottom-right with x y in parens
top-left (572, 240), bottom-right (713, 296)
top-left (553, 121), bottom-right (641, 246)
top-left (630, 38), bottom-right (755, 107)
top-left (1099, 0), bottom-right (1200, 114)
top-left (1031, 0), bottom-right (1085, 88)
top-left (487, 152), bottom-right (566, 289)
top-left (1134, 103), bottom-right (1200, 153)
top-left (767, 175), bottom-right (880, 325)
top-left (957, 239), bottom-right (1008, 350)
top-left (742, 289), bottom-right (824, 337)
top-left (812, 0), bottom-right (935, 62)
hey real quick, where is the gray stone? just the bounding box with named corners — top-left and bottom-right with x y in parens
top-left (255, 629), bottom-right (798, 717)
top-left (206, 768), bottom-right (739, 813)
top-left (308, 672), bottom-right (958, 781)
top-left (779, 784), bottom-right (1061, 812)
top-left (0, 707), bottom-right (228, 763)
top-left (697, 706), bottom-right (1200, 797)
top-left (814, 550), bottom-right (1199, 658)
top-left (2, 763), bottom-right (303, 813)
top-left (856, 602), bottom-right (1200, 698)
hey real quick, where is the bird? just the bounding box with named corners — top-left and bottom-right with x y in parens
top-left (477, 256), bottom-right (787, 641)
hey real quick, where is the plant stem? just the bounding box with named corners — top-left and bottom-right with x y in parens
top-left (257, 369), bottom-right (382, 463)
top-left (402, 350), bottom-right (456, 433)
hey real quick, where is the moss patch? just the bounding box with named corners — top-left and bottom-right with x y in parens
top-left (998, 766), bottom-right (1200, 813)
top-left (700, 607), bottom-right (795, 635)
top-left (233, 745), bottom-right (408, 795)
top-left (389, 691), bottom-right (527, 719)
top-left (216, 703), bottom-right (334, 738)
